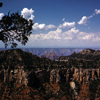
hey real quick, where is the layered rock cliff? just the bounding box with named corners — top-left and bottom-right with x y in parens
top-left (49, 67), bottom-right (100, 84)
top-left (0, 66), bottom-right (100, 87)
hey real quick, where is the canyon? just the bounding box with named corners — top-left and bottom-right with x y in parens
top-left (0, 48), bottom-right (100, 99)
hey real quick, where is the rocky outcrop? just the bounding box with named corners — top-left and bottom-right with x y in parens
top-left (70, 82), bottom-right (78, 99)
top-left (0, 66), bottom-right (27, 85)
top-left (0, 66), bottom-right (100, 86)
top-left (49, 67), bottom-right (100, 84)
top-left (50, 69), bottom-right (60, 84)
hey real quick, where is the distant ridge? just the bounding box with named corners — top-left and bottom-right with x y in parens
top-left (20, 48), bottom-right (85, 56)
top-left (56, 49), bottom-right (100, 61)
top-left (39, 52), bottom-right (60, 61)
top-left (1, 48), bottom-right (100, 58)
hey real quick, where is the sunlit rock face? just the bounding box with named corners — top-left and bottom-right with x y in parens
top-left (50, 69), bottom-right (60, 84)
top-left (49, 67), bottom-right (100, 84)
top-left (0, 66), bottom-right (27, 85)
top-left (0, 66), bottom-right (100, 88)
top-left (70, 82), bottom-right (78, 99)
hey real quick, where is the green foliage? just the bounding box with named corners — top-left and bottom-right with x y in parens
top-left (59, 82), bottom-right (78, 99)
top-left (0, 2), bottom-right (3, 7)
top-left (0, 48), bottom-right (100, 71)
top-left (0, 12), bottom-right (33, 48)
top-left (89, 80), bottom-right (100, 99)
top-left (74, 81), bottom-right (81, 94)
top-left (0, 83), bottom-right (6, 97)
top-left (59, 82), bottom-right (71, 95)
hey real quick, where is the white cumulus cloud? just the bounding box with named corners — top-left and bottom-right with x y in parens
top-left (33, 23), bottom-right (56, 30)
top-left (0, 13), bottom-right (4, 20)
top-left (30, 27), bottom-right (79, 41)
top-left (78, 9), bottom-right (100, 25)
top-left (58, 21), bottom-right (76, 28)
top-left (67, 27), bottom-right (79, 34)
top-left (46, 24), bottom-right (56, 30)
top-left (77, 16), bottom-right (88, 25)
top-left (63, 27), bottom-right (79, 40)
top-left (82, 34), bottom-right (94, 40)
top-left (21, 8), bottom-right (35, 20)
top-left (30, 28), bottom-right (62, 40)
top-left (28, 27), bottom-right (100, 48)
top-left (95, 9), bottom-right (100, 14)
top-left (77, 32), bottom-right (94, 40)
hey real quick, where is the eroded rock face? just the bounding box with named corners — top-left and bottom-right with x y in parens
top-left (0, 66), bottom-right (27, 85)
top-left (70, 82), bottom-right (78, 99)
top-left (49, 67), bottom-right (100, 84)
top-left (50, 69), bottom-right (60, 84)
top-left (0, 66), bottom-right (100, 87)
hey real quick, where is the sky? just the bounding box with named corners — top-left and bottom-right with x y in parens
top-left (0, 0), bottom-right (100, 48)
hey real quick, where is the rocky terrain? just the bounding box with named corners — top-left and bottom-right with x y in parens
top-left (0, 65), bottom-right (100, 99)
top-left (0, 49), bottom-right (100, 99)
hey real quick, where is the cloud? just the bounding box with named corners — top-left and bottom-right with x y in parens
top-left (77, 16), bottom-right (88, 25)
top-left (77, 14), bottom-right (95, 25)
top-left (46, 28), bottom-right (61, 39)
top-left (95, 9), bottom-right (100, 14)
top-left (58, 21), bottom-right (76, 28)
top-left (30, 27), bottom-right (79, 41)
top-left (28, 27), bottom-right (100, 48)
top-left (93, 37), bottom-right (100, 41)
top-left (46, 24), bottom-right (56, 30)
top-left (0, 13), bottom-right (4, 20)
top-left (21, 8), bottom-right (35, 20)
top-left (82, 34), bottom-right (94, 40)
top-left (78, 9), bottom-right (100, 25)
top-left (32, 23), bottom-right (56, 30)
top-left (77, 32), bottom-right (94, 40)
top-left (33, 21), bottom-right (75, 30)
top-left (63, 27), bottom-right (79, 40)
top-left (62, 18), bottom-right (65, 21)
top-left (67, 27), bottom-right (79, 34)
top-left (30, 27), bottom-right (100, 43)
top-left (29, 28), bottom-right (62, 40)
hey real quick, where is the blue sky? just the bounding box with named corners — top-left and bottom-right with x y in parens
top-left (0, 0), bottom-right (100, 48)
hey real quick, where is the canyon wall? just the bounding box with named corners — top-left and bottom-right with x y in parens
top-left (0, 67), bottom-right (100, 86)
top-left (50, 67), bottom-right (100, 84)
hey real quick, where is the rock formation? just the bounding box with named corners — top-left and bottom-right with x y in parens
top-left (0, 66), bottom-right (100, 86)
top-left (0, 66), bottom-right (27, 85)
top-left (70, 82), bottom-right (78, 99)
top-left (50, 69), bottom-right (60, 84)
top-left (49, 67), bottom-right (100, 84)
